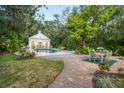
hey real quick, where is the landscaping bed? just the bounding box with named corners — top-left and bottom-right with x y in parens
top-left (0, 54), bottom-right (64, 88)
top-left (92, 71), bottom-right (124, 88)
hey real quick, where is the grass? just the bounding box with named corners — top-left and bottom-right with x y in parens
top-left (83, 58), bottom-right (116, 66)
top-left (0, 54), bottom-right (64, 88)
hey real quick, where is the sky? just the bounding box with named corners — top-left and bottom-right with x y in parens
top-left (38, 5), bottom-right (76, 21)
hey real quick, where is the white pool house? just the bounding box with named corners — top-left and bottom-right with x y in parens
top-left (29, 31), bottom-right (50, 52)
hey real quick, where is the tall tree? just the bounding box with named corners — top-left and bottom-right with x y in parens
top-left (0, 5), bottom-right (43, 52)
top-left (66, 6), bottom-right (115, 51)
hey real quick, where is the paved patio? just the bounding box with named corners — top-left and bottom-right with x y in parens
top-left (42, 54), bottom-right (124, 88)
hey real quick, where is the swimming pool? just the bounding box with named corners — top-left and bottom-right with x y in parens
top-left (37, 48), bottom-right (58, 53)
top-left (35, 50), bottom-right (74, 57)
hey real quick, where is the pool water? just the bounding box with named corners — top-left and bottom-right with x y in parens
top-left (37, 48), bottom-right (57, 53)
top-left (82, 58), bottom-right (116, 66)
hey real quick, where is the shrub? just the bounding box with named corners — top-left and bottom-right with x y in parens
top-left (75, 49), bottom-right (81, 54)
top-left (57, 45), bottom-right (65, 50)
top-left (94, 76), bottom-right (115, 88)
top-left (112, 48), bottom-right (119, 56)
top-left (62, 37), bottom-right (77, 50)
top-left (111, 47), bottom-right (124, 56)
top-left (79, 45), bottom-right (94, 54)
top-left (101, 49), bottom-right (110, 54)
top-left (118, 48), bottom-right (124, 56)
top-left (0, 31), bottom-right (23, 53)
top-left (20, 51), bottom-right (35, 59)
top-left (115, 77), bottom-right (124, 87)
top-left (93, 71), bottom-right (124, 88)
top-left (98, 62), bottom-right (110, 71)
top-left (18, 47), bottom-right (35, 59)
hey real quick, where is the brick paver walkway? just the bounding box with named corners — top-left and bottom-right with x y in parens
top-left (43, 54), bottom-right (124, 88)
top-left (44, 54), bottom-right (98, 88)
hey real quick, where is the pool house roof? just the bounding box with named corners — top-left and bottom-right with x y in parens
top-left (29, 31), bottom-right (50, 40)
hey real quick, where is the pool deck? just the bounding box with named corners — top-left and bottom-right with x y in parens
top-left (40, 54), bottom-right (124, 88)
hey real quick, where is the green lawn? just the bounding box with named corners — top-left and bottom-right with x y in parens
top-left (0, 54), bottom-right (64, 88)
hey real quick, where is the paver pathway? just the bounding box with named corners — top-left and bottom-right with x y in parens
top-left (43, 54), bottom-right (99, 88)
top-left (43, 54), bottom-right (124, 88)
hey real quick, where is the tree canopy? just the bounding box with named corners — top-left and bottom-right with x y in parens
top-left (0, 5), bottom-right (124, 55)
